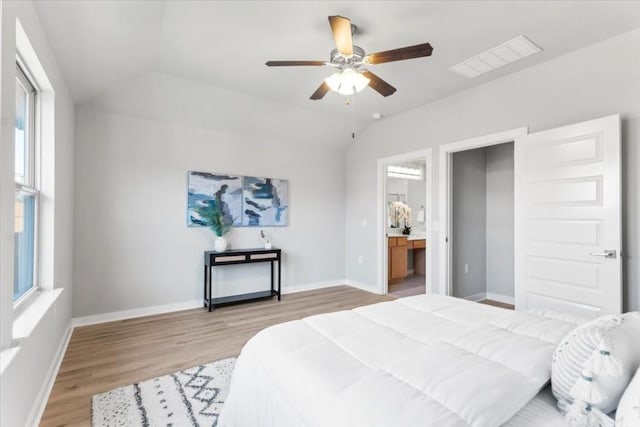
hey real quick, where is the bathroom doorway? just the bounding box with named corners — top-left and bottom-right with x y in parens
top-left (377, 149), bottom-right (433, 296)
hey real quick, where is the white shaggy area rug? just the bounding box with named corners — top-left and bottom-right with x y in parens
top-left (92, 357), bottom-right (236, 427)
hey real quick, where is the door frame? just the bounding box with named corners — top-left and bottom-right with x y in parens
top-left (438, 127), bottom-right (528, 297)
top-left (377, 148), bottom-right (433, 295)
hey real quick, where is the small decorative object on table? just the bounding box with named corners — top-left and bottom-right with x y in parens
top-left (195, 190), bottom-right (232, 252)
top-left (260, 229), bottom-right (272, 250)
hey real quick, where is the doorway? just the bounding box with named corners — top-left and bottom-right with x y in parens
top-left (377, 149), bottom-right (433, 296)
top-left (450, 142), bottom-right (515, 306)
top-left (438, 127), bottom-right (528, 301)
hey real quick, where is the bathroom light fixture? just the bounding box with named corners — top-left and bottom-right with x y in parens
top-left (388, 165), bottom-right (422, 180)
top-left (325, 68), bottom-right (370, 95)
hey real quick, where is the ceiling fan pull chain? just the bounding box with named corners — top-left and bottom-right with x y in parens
top-left (351, 92), bottom-right (356, 140)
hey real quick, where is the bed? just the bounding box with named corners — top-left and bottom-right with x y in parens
top-left (219, 294), bottom-right (582, 427)
top-left (504, 386), bottom-right (567, 426)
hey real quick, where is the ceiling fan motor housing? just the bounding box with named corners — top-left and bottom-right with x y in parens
top-left (330, 45), bottom-right (366, 68)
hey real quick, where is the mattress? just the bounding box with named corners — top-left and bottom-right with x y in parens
top-left (220, 294), bottom-right (580, 427)
top-left (503, 386), bottom-right (567, 426)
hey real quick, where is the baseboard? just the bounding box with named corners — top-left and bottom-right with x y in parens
top-left (464, 292), bottom-right (487, 302)
top-left (73, 299), bottom-right (202, 327)
top-left (344, 279), bottom-right (381, 294)
top-left (27, 319), bottom-right (74, 427)
top-left (486, 292), bottom-right (515, 305)
top-left (281, 280), bottom-right (346, 294)
top-left (72, 280), bottom-right (350, 327)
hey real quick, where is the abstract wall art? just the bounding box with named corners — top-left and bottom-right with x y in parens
top-left (187, 171), bottom-right (289, 228)
top-left (187, 172), bottom-right (243, 227)
top-left (242, 176), bottom-right (289, 226)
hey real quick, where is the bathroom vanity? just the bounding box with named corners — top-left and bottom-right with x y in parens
top-left (388, 235), bottom-right (426, 284)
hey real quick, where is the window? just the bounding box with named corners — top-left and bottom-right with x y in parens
top-left (14, 63), bottom-right (38, 302)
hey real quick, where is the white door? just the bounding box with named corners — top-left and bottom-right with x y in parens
top-left (515, 115), bottom-right (621, 318)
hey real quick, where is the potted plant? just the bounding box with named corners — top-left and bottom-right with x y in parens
top-left (388, 201), bottom-right (412, 235)
top-left (196, 194), bottom-right (231, 252)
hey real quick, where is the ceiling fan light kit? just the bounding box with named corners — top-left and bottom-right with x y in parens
top-left (325, 68), bottom-right (370, 95)
top-left (265, 15), bottom-right (433, 100)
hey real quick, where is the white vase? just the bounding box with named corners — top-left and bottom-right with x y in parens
top-left (214, 236), bottom-right (228, 252)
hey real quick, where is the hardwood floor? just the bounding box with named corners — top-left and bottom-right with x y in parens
top-left (40, 286), bottom-right (394, 426)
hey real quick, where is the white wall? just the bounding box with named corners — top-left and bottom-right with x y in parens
top-left (486, 143), bottom-right (514, 299)
top-left (451, 148), bottom-right (487, 299)
top-left (345, 29), bottom-right (640, 312)
top-left (406, 166), bottom-right (426, 233)
top-left (0, 1), bottom-right (75, 426)
top-left (73, 107), bottom-right (346, 317)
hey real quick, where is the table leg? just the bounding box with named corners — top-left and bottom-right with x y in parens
top-left (277, 259), bottom-right (281, 301)
top-left (203, 264), bottom-right (207, 308)
top-left (208, 265), bottom-right (213, 312)
top-left (270, 260), bottom-right (274, 294)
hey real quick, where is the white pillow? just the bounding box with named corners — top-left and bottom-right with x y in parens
top-left (616, 365), bottom-right (640, 427)
top-left (552, 312), bottom-right (640, 414)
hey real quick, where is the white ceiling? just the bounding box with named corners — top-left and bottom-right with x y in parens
top-left (33, 1), bottom-right (640, 141)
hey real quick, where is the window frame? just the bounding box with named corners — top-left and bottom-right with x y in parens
top-left (14, 60), bottom-right (40, 307)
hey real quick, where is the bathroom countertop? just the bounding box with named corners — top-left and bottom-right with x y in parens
top-left (387, 234), bottom-right (426, 241)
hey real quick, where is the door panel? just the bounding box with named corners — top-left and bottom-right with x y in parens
top-left (527, 219), bottom-right (601, 245)
top-left (515, 115), bottom-right (621, 317)
top-left (528, 176), bottom-right (602, 204)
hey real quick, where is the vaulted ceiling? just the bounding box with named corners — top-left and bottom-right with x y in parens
top-left (33, 1), bottom-right (640, 144)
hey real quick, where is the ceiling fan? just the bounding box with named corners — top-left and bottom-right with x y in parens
top-left (265, 15), bottom-right (433, 100)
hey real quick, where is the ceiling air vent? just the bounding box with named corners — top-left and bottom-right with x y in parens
top-left (450, 35), bottom-right (542, 79)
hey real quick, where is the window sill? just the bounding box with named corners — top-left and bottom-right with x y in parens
top-left (12, 285), bottom-right (38, 312)
top-left (12, 288), bottom-right (63, 342)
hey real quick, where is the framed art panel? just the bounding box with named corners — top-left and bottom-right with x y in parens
top-left (242, 176), bottom-right (289, 226)
top-left (187, 172), bottom-right (243, 227)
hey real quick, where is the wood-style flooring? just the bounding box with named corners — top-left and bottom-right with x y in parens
top-left (40, 286), bottom-right (394, 426)
top-left (479, 299), bottom-right (515, 310)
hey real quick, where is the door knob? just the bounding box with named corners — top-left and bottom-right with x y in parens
top-left (589, 250), bottom-right (616, 259)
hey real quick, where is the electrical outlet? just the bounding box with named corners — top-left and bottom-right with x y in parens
top-left (464, 264), bottom-right (469, 274)
top-left (358, 255), bottom-right (364, 264)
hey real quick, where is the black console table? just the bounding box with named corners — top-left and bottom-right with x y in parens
top-left (204, 248), bottom-right (281, 312)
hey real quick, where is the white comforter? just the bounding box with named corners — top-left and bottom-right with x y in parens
top-left (219, 294), bottom-right (580, 427)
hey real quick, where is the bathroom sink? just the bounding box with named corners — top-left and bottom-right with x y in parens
top-left (408, 232), bottom-right (426, 240)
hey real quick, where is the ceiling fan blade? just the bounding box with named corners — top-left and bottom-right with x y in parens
top-left (328, 15), bottom-right (353, 56)
top-left (265, 60), bottom-right (326, 67)
top-left (362, 70), bottom-right (396, 97)
top-left (310, 81), bottom-right (331, 100)
top-left (365, 43), bottom-right (433, 65)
